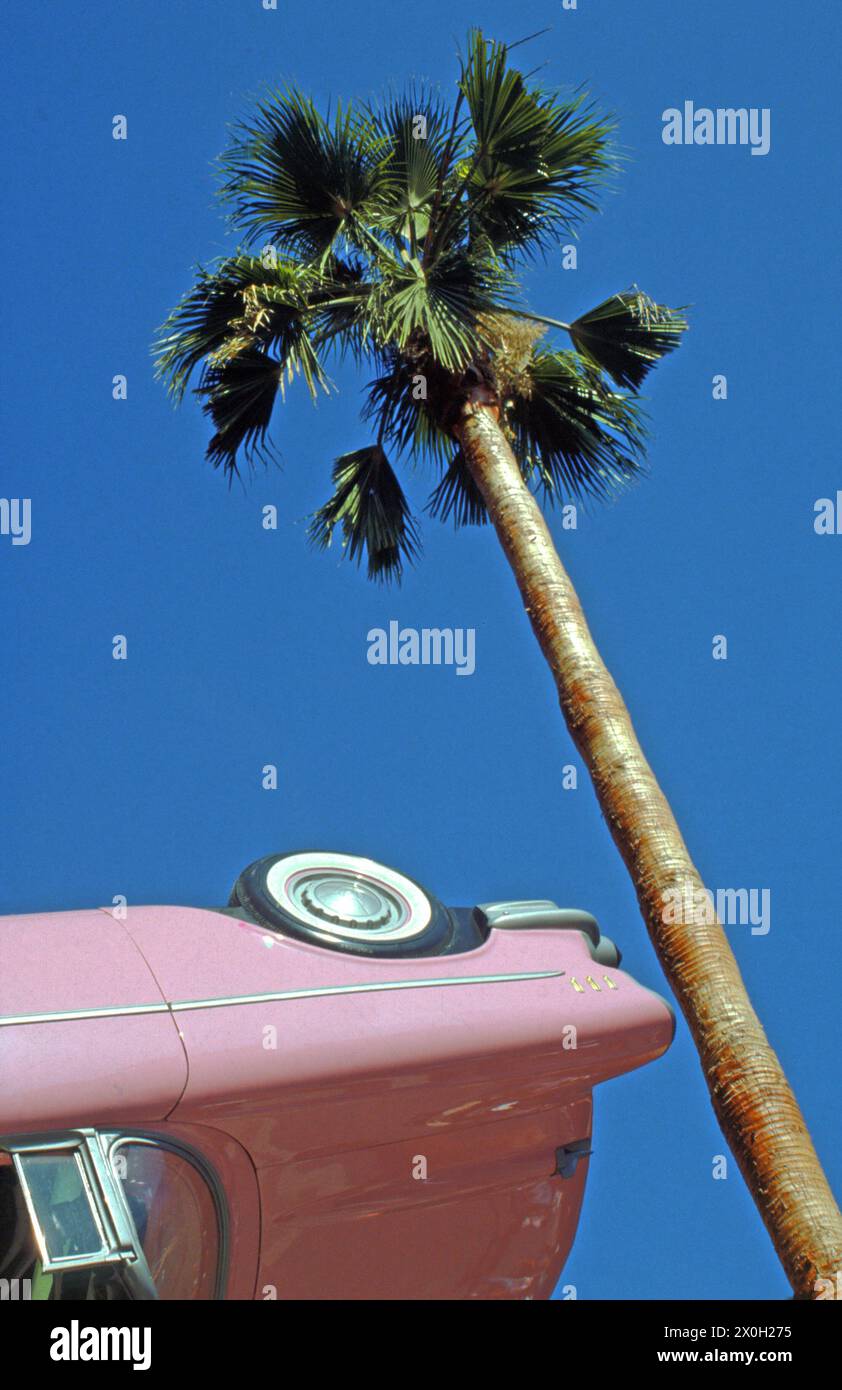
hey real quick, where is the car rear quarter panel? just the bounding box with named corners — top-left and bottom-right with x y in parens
top-left (125, 906), bottom-right (670, 1300)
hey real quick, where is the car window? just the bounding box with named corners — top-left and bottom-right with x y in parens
top-left (1, 1136), bottom-right (222, 1301)
top-left (111, 1142), bottom-right (219, 1300)
top-left (14, 1150), bottom-right (106, 1263)
top-left (0, 1151), bottom-right (131, 1301)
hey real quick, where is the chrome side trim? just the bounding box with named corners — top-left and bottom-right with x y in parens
top-left (0, 969), bottom-right (563, 1028)
top-left (1, 1002), bottom-right (171, 1026)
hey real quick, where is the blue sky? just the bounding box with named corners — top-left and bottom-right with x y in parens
top-left (2, 0), bottom-right (840, 1300)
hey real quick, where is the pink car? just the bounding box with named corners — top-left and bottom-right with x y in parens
top-left (0, 850), bottom-right (674, 1300)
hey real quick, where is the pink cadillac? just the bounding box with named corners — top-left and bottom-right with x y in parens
top-left (0, 850), bottom-right (674, 1300)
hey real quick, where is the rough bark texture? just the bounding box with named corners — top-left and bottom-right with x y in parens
top-left (455, 399), bottom-right (842, 1300)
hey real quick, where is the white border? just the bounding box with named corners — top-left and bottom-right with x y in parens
top-left (264, 851), bottom-right (433, 942)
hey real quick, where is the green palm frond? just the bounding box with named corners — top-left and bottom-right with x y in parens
top-left (506, 350), bottom-right (648, 503)
top-left (459, 30), bottom-right (550, 167)
top-left (153, 255), bottom-right (330, 402)
top-left (154, 257), bottom-right (264, 401)
top-left (233, 284), bottom-right (327, 400)
top-left (308, 444), bottom-right (421, 582)
top-left (198, 347), bottom-right (284, 477)
top-left (291, 254), bottom-right (374, 365)
top-left (568, 289), bottom-right (689, 389)
top-left (363, 350), bottom-right (453, 464)
top-left (371, 245), bottom-right (508, 371)
top-left (426, 450), bottom-right (489, 526)
top-left (367, 89), bottom-right (459, 250)
top-left (220, 89), bottom-right (379, 257)
top-left (455, 30), bottom-right (615, 257)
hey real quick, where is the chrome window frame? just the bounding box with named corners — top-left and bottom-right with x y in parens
top-left (2, 1129), bottom-right (157, 1298)
top-left (1, 1127), bottom-right (229, 1300)
top-left (103, 1130), bottom-right (229, 1301)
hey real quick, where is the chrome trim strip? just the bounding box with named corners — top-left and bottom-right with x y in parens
top-left (1, 1002), bottom-right (171, 1026)
top-left (170, 970), bottom-right (563, 1013)
top-left (0, 969), bottom-right (563, 1027)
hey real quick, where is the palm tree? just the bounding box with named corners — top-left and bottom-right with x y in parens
top-left (154, 30), bottom-right (841, 1298)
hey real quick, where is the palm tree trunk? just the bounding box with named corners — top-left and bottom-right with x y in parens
top-left (455, 397), bottom-right (842, 1300)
